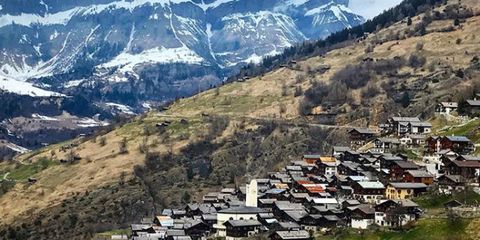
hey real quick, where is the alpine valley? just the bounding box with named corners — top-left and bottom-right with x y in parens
top-left (0, 0), bottom-right (365, 157)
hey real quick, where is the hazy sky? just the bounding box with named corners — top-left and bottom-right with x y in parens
top-left (348, 0), bottom-right (404, 19)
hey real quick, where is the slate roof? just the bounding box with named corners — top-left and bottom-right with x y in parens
top-left (225, 219), bottom-right (262, 227)
top-left (440, 102), bottom-right (458, 108)
top-left (406, 170), bottom-right (434, 178)
top-left (393, 160), bottom-right (420, 169)
top-left (389, 182), bottom-right (428, 189)
top-left (409, 121), bottom-right (432, 127)
top-left (357, 181), bottom-right (385, 189)
top-left (391, 117), bottom-right (421, 122)
top-left (350, 127), bottom-right (376, 134)
top-left (467, 100), bottom-right (480, 106)
top-left (446, 136), bottom-right (472, 142)
top-left (218, 206), bottom-right (267, 214)
top-left (273, 230), bottom-right (311, 239)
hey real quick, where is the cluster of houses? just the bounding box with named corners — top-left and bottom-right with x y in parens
top-left (126, 112), bottom-right (479, 240)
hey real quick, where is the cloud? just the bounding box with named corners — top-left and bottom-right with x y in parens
top-left (348, 0), bottom-right (403, 20)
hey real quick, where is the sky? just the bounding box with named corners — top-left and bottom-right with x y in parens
top-left (348, 0), bottom-right (404, 19)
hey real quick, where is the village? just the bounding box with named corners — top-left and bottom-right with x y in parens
top-left (124, 97), bottom-right (480, 240)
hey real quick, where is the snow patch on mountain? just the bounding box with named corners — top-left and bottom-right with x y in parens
top-left (0, 75), bottom-right (64, 97)
top-left (98, 46), bottom-right (204, 82)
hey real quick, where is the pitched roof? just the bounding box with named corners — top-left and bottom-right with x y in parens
top-left (391, 117), bottom-right (421, 122)
top-left (393, 160), bottom-right (420, 169)
top-left (333, 146), bottom-right (351, 152)
top-left (377, 138), bottom-right (400, 144)
top-left (377, 199), bottom-right (419, 208)
top-left (438, 174), bottom-right (465, 183)
top-left (273, 230), bottom-right (311, 239)
top-left (440, 102), bottom-right (458, 108)
top-left (449, 160), bottom-right (480, 168)
top-left (445, 136), bottom-right (472, 142)
top-left (350, 127), bottom-right (376, 134)
top-left (357, 181), bottom-right (385, 189)
top-left (303, 154), bottom-right (321, 159)
top-left (406, 170), bottom-right (434, 178)
top-left (409, 121), bottom-right (432, 127)
top-left (224, 219), bottom-right (262, 227)
top-left (389, 182), bottom-right (428, 189)
top-left (466, 100), bottom-right (480, 106)
top-left (218, 206), bottom-right (267, 214)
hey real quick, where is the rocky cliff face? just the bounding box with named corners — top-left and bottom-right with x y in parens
top-left (0, 0), bottom-right (364, 105)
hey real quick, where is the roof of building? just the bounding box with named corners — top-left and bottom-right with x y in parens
top-left (357, 181), bottom-right (385, 189)
top-left (445, 136), bottom-right (472, 142)
top-left (389, 182), bottom-right (428, 189)
top-left (406, 170), bottom-right (434, 178)
top-left (319, 156), bottom-right (337, 163)
top-left (277, 221), bottom-right (301, 229)
top-left (333, 146), bottom-right (351, 152)
top-left (409, 121), bottom-right (432, 127)
top-left (467, 100), bottom-right (480, 106)
top-left (218, 206), bottom-right (267, 214)
top-left (273, 230), bottom-right (311, 239)
top-left (449, 160), bottom-right (480, 168)
top-left (393, 160), bottom-right (420, 169)
top-left (438, 174), bottom-right (466, 183)
top-left (303, 154), bottom-right (321, 159)
top-left (458, 155), bottom-right (480, 161)
top-left (391, 117), bottom-right (421, 122)
top-left (283, 210), bottom-right (309, 222)
top-left (224, 219), bottom-right (262, 227)
top-left (377, 138), bottom-right (400, 144)
top-left (440, 102), bottom-right (458, 108)
top-left (265, 188), bottom-right (287, 195)
top-left (349, 127), bottom-right (376, 134)
top-left (274, 201), bottom-right (305, 211)
top-left (377, 199), bottom-right (419, 208)
top-left (310, 198), bottom-right (338, 204)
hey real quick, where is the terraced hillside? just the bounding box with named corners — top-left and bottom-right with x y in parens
top-left (1, 0), bottom-right (480, 239)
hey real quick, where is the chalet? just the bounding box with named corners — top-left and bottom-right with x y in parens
top-left (332, 146), bottom-right (351, 158)
top-left (308, 198), bottom-right (339, 211)
top-left (374, 138), bottom-right (400, 153)
top-left (214, 206), bottom-right (267, 237)
top-left (400, 134), bottom-right (426, 148)
top-left (408, 121), bottom-right (432, 134)
top-left (303, 154), bottom-right (321, 164)
top-left (426, 136), bottom-right (475, 154)
top-left (437, 175), bottom-right (466, 193)
top-left (341, 150), bottom-right (361, 162)
top-left (224, 220), bottom-right (262, 240)
top-left (387, 117), bottom-right (421, 136)
top-left (270, 230), bottom-right (312, 240)
top-left (374, 199), bottom-right (420, 228)
top-left (131, 224), bottom-right (156, 236)
top-left (436, 102), bottom-right (458, 115)
top-left (389, 161), bottom-right (420, 181)
top-left (348, 128), bottom-right (376, 147)
top-left (379, 155), bottom-right (404, 169)
top-left (273, 201), bottom-right (305, 220)
top-left (257, 213), bottom-right (277, 226)
top-left (337, 162), bottom-right (362, 176)
top-left (403, 170), bottom-right (434, 185)
top-left (183, 220), bottom-right (210, 240)
top-left (351, 181), bottom-right (385, 203)
top-left (317, 161), bottom-right (337, 176)
top-left (466, 99), bottom-right (480, 115)
top-left (342, 199), bottom-right (361, 209)
top-left (444, 160), bottom-right (480, 182)
top-left (350, 204), bottom-right (375, 229)
top-left (201, 214), bottom-right (217, 228)
top-left (385, 183), bottom-right (428, 199)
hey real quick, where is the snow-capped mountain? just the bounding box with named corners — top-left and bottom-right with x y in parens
top-left (0, 0), bottom-right (364, 102)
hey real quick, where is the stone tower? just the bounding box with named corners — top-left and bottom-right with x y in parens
top-left (245, 180), bottom-right (258, 207)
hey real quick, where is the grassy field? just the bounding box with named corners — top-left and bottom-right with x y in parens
top-left (0, 157), bottom-right (57, 181)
